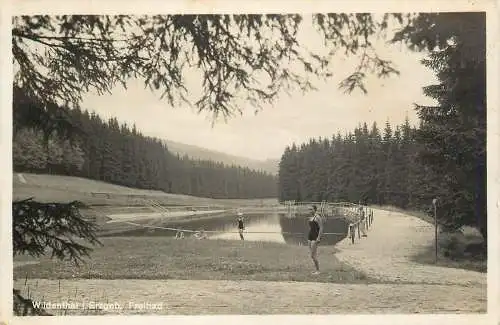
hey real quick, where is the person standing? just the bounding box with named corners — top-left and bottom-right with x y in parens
top-left (237, 212), bottom-right (245, 240)
top-left (307, 205), bottom-right (323, 274)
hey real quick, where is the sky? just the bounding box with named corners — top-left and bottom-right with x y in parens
top-left (80, 16), bottom-right (439, 161)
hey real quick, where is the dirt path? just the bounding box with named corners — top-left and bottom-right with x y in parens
top-left (13, 208), bottom-right (486, 314)
top-left (334, 208), bottom-right (486, 286)
top-left (14, 279), bottom-right (486, 315)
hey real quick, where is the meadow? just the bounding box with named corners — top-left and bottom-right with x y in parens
top-left (14, 236), bottom-right (368, 283)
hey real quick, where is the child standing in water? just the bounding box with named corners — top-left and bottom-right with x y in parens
top-left (237, 211), bottom-right (245, 240)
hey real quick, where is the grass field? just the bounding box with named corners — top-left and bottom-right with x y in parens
top-left (14, 237), bottom-right (368, 284)
top-left (370, 205), bottom-right (486, 273)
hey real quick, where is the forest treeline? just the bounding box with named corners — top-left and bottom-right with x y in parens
top-left (279, 119), bottom-right (431, 206)
top-left (278, 117), bottom-right (486, 242)
top-left (13, 106), bottom-right (278, 199)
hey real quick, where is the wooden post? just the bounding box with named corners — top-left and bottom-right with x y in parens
top-left (432, 198), bottom-right (438, 263)
top-left (366, 206), bottom-right (369, 227)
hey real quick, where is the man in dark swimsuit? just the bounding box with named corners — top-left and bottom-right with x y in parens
top-left (308, 205), bottom-right (323, 274)
top-left (237, 212), bottom-right (245, 240)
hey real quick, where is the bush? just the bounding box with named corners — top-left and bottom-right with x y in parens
top-left (438, 229), bottom-right (485, 261)
top-left (439, 232), bottom-right (467, 260)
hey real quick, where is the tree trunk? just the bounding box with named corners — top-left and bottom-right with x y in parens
top-left (43, 132), bottom-right (51, 174)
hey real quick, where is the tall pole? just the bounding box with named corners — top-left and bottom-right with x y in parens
top-left (432, 198), bottom-right (438, 263)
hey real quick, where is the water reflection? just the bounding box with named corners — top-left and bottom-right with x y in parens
top-left (102, 211), bottom-right (349, 246)
top-left (210, 213), bottom-right (284, 243)
top-left (279, 213), bottom-right (349, 246)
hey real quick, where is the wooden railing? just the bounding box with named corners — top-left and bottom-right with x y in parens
top-left (281, 200), bottom-right (374, 244)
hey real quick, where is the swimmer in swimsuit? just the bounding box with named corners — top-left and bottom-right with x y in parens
top-left (308, 205), bottom-right (323, 274)
top-left (237, 212), bottom-right (245, 240)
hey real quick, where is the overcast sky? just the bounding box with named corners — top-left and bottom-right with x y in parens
top-left (81, 16), bottom-right (438, 161)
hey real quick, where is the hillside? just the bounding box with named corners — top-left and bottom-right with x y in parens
top-left (13, 109), bottom-right (278, 199)
top-left (13, 173), bottom-right (279, 208)
top-left (163, 139), bottom-right (279, 175)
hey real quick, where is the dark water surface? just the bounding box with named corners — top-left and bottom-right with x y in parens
top-left (103, 212), bottom-right (349, 246)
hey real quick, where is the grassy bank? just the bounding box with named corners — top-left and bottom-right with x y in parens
top-left (13, 173), bottom-right (279, 209)
top-left (371, 205), bottom-right (486, 273)
top-left (411, 241), bottom-right (486, 273)
top-left (14, 237), bottom-right (368, 283)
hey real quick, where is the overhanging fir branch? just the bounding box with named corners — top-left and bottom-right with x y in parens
top-left (12, 198), bottom-right (102, 266)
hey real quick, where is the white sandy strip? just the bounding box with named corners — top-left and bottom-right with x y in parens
top-left (334, 208), bottom-right (486, 286)
top-left (106, 210), bottom-right (227, 223)
top-left (14, 279), bottom-right (486, 315)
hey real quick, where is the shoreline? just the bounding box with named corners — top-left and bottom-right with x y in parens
top-left (105, 209), bottom-right (228, 223)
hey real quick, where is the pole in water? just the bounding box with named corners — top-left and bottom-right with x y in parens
top-left (432, 198), bottom-right (438, 263)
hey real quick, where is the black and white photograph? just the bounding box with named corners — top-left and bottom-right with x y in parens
top-left (2, 0), bottom-right (498, 322)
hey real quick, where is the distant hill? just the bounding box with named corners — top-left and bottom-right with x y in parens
top-left (163, 140), bottom-right (279, 175)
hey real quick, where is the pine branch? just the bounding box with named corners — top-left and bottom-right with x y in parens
top-left (12, 198), bottom-right (102, 266)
